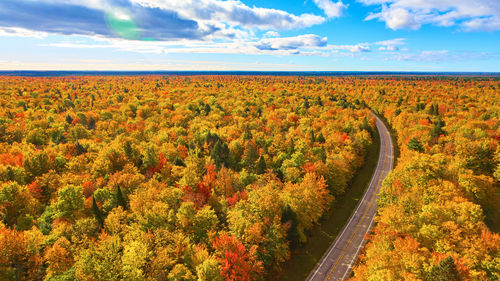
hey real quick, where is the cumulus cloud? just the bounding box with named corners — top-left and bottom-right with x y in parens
top-left (131, 0), bottom-right (325, 30)
top-left (366, 6), bottom-right (420, 30)
top-left (329, 44), bottom-right (371, 52)
top-left (0, 0), bottom-right (326, 41)
top-left (254, 34), bottom-right (327, 51)
top-left (359, 0), bottom-right (500, 31)
top-left (0, 0), bottom-right (206, 40)
top-left (375, 38), bottom-right (406, 51)
top-left (263, 31), bottom-right (280, 38)
top-left (312, 0), bottom-right (346, 18)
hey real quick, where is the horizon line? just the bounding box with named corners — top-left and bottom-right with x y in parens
top-left (1, 70), bottom-right (499, 77)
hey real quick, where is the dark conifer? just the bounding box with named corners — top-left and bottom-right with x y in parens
top-left (431, 117), bottom-right (446, 138)
top-left (287, 139), bottom-right (295, 155)
top-left (256, 155), bottom-right (267, 174)
top-left (115, 186), bottom-right (127, 210)
top-left (310, 130), bottom-right (316, 143)
top-left (91, 195), bottom-right (104, 228)
top-left (316, 133), bottom-right (326, 143)
top-left (74, 141), bottom-right (87, 156)
top-left (65, 114), bottom-right (73, 124)
top-left (407, 137), bottom-right (424, 152)
top-left (173, 156), bottom-right (186, 167)
top-left (427, 256), bottom-right (460, 281)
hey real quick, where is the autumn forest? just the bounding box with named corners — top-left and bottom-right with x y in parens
top-left (0, 75), bottom-right (498, 281)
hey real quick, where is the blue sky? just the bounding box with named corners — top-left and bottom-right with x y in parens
top-left (0, 0), bottom-right (498, 71)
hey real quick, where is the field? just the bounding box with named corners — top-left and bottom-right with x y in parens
top-left (0, 76), bottom-right (498, 281)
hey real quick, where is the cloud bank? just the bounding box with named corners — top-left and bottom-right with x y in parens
top-left (360, 0), bottom-right (500, 31)
top-left (0, 0), bottom-right (326, 41)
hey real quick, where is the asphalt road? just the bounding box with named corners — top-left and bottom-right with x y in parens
top-left (306, 113), bottom-right (394, 281)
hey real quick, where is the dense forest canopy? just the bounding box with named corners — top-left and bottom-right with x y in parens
top-left (0, 75), bottom-right (497, 281)
top-left (0, 76), bottom-right (374, 280)
top-left (349, 77), bottom-right (499, 281)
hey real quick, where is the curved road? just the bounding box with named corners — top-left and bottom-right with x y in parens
top-left (307, 113), bottom-right (394, 281)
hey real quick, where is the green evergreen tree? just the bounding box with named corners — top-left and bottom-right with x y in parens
top-left (316, 133), bottom-right (326, 143)
top-left (210, 140), bottom-right (223, 167)
top-left (74, 141), bottom-right (87, 156)
top-left (407, 137), bottom-right (424, 152)
top-left (210, 140), bottom-right (230, 168)
top-left (5, 166), bottom-right (15, 182)
top-left (427, 256), bottom-right (461, 281)
top-left (91, 195), bottom-right (104, 228)
top-left (87, 116), bottom-right (96, 130)
top-left (205, 132), bottom-right (220, 148)
top-left (204, 104), bottom-right (211, 116)
top-left (303, 99), bottom-right (310, 109)
top-left (242, 142), bottom-right (259, 171)
top-left (123, 140), bottom-right (134, 159)
top-left (313, 146), bottom-right (327, 163)
top-left (287, 139), bottom-right (295, 155)
top-left (316, 96), bottom-right (323, 106)
top-left (65, 114), bottom-right (73, 124)
top-left (256, 155), bottom-right (267, 175)
top-left (173, 156), bottom-right (186, 167)
top-left (115, 186), bottom-right (127, 210)
top-left (274, 168), bottom-right (284, 182)
top-left (431, 117), bottom-right (446, 138)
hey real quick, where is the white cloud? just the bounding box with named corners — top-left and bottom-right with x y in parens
top-left (0, 0), bottom-right (326, 42)
top-left (360, 0), bottom-right (500, 31)
top-left (375, 38), bottom-right (406, 51)
top-left (0, 27), bottom-right (47, 38)
top-left (131, 0), bottom-right (325, 31)
top-left (45, 35), bottom-right (415, 56)
top-left (43, 34), bottom-right (329, 56)
top-left (329, 43), bottom-right (371, 52)
top-left (463, 17), bottom-right (500, 31)
top-left (255, 34), bottom-right (327, 51)
top-left (0, 0), bottom-right (209, 40)
top-left (367, 6), bottom-right (420, 30)
top-left (313, 0), bottom-right (346, 18)
top-left (263, 31), bottom-right (280, 38)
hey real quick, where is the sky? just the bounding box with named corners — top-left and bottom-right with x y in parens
top-left (0, 0), bottom-right (499, 72)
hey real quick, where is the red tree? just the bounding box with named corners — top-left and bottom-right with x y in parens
top-left (213, 234), bottom-right (263, 281)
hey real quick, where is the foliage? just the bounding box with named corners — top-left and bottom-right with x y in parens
top-left (350, 76), bottom-right (500, 281)
top-left (17, 75), bottom-right (499, 280)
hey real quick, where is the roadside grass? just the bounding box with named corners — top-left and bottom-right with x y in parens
top-left (276, 127), bottom-right (381, 281)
